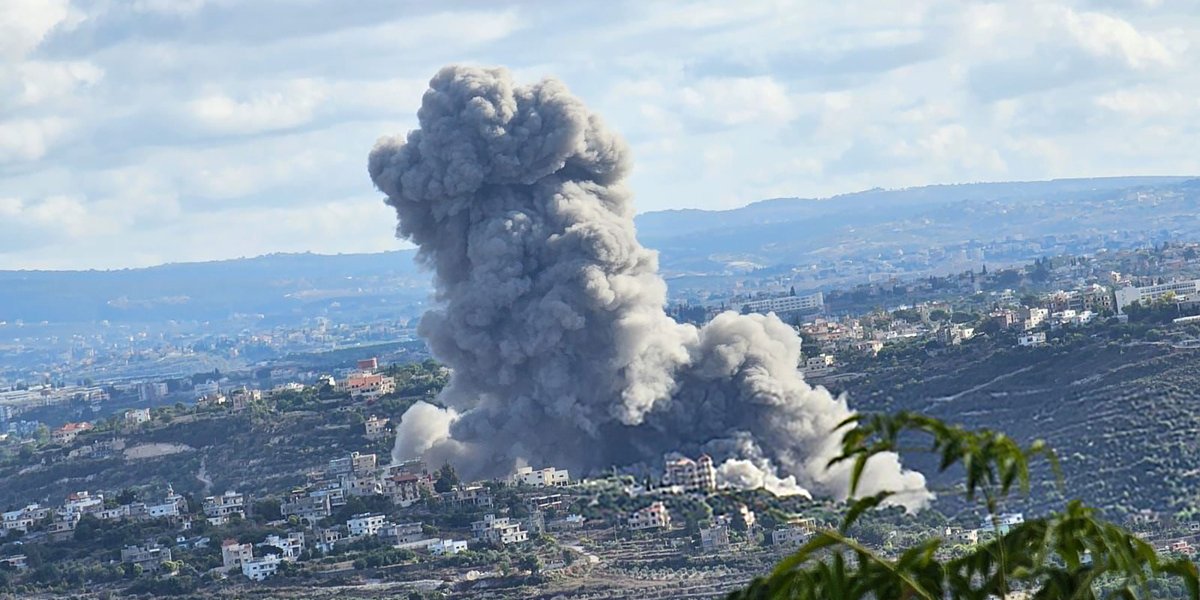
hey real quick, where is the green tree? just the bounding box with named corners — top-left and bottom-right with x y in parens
top-left (518, 553), bottom-right (542, 574)
top-left (729, 412), bottom-right (1200, 599)
top-left (434, 462), bottom-right (460, 493)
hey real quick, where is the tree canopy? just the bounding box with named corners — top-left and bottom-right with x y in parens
top-left (729, 412), bottom-right (1199, 599)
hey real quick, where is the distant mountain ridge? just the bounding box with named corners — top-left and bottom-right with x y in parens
top-left (1, 176), bottom-right (1197, 325)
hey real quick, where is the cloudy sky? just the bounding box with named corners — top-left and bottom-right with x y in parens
top-left (2, 0), bottom-right (1198, 270)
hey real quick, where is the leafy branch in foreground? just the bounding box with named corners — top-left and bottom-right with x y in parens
top-left (729, 411), bottom-right (1199, 600)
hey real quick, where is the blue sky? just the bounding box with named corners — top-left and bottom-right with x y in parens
top-left (1, 0), bottom-right (1198, 269)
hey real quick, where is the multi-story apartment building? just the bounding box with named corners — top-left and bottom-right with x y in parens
top-left (471, 514), bottom-right (529, 545)
top-left (662, 454), bottom-right (717, 492)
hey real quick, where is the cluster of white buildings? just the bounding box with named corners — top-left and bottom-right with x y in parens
top-left (1115, 279), bottom-right (1200, 313)
top-left (222, 535), bottom-right (299, 581)
top-left (195, 386), bottom-right (261, 411)
top-left (0, 384), bottom-right (109, 422)
top-left (281, 454), bottom-right (439, 524)
top-left (3, 487), bottom-right (189, 541)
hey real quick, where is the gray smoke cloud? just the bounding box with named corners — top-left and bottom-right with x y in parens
top-left (368, 65), bottom-right (930, 510)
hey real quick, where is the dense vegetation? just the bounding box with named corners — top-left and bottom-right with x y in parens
top-left (730, 412), bottom-right (1200, 599)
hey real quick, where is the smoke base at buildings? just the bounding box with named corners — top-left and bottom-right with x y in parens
top-left (368, 65), bottom-right (930, 510)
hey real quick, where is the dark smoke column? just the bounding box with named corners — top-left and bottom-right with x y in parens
top-left (369, 66), bottom-right (930, 510)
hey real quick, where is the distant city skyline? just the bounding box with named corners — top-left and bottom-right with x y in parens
top-left (2, 0), bottom-right (1199, 270)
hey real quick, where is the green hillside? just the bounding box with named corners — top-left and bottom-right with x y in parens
top-left (836, 326), bottom-right (1200, 517)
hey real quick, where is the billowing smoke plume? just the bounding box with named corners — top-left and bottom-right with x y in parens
top-left (368, 66), bottom-right (930, 510)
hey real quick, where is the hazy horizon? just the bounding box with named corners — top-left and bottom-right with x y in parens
top-left (0, 173), bottom-right (1191, 273)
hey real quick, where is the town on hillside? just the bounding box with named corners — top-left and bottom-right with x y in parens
top-left (7, 243), bottom-right (1200, 596)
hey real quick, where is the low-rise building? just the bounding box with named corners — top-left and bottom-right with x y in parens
top-left (338, 372), bottom-right (395, 398)
top-left (3, 504), bottom-right (51, 533)
top-left (260, 532), bottom-right (305, 561)
top-left (52, 422), bottom-right (93, 445)
top-left (382, 522), bottom-right (425, 545)
top-left (802, 354), bottom-right (837, 378)
top-left (440, 484), bottom-right (493, 508)
top-left (312, 528), bottom-right (344, 553)
top-left (548, 514), bottom-right (586, 531)
top-left (347, 513), bottom-right (387, 537)
top-left (1018, 307), bottom-right (1048, 330)
top-left (203, 491), bottom-right (246, 525)
top-left (980, 512), bottom-right (1025, 534)
top-left (193, 381), bottom-right (221, 397)
top-left (328, 451), bottom-right (377, 476)
top-left (347, 473), bottom-right (383, 497)
top-left (511, 465), bottom-right (570, 487)
top-left (121, 544), bottom-right (173, 571)
top-left (364, 415), bottom-right (390, 440)
top-left (242, 554), bottom-right (281, 581)
top-left (124, 408), bottom-right (151, 425)
top-left (196, 393), bottom-right (227, 409)
top-left (772, 526), bottom-right (811, 547)
top-left (383, 473), bottom-right (431, 507)
top-left (228, 387), bottom-right (261, 412)
top-left (943, 527), bottom-right (979, 545)
top-left (628, 501), bottom-right (671, 532)
top-left (471, 514), bottom-right (529, 545)
top-left (428, 539), bottom-right (468, 556)
top-left (526, 493), bottom-right (564, 512)
top-left (61, 491), bottom-right (104, 518)
top-left (0, 555), bottom-right (28, 571)
top-left (137, 382), bottom-right (168, 403)
top-left (700, 525), bottom-right (730, 551)
top-left (221, 539), bottom-right (254, 568)
top-left (281, 494), bottom-right (332, 523)
top-left (1017, 332), bottom-right (1046, 347)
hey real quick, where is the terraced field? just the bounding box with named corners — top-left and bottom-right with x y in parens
top-left (835, 332), bottom-right (1200, 517)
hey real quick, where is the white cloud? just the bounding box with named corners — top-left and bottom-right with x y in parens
top-left (0, 0), bottom-right (83, 59)
top-left (1, 0), bottom-right (1199, 268)
top-left (0, 194), bottom-right (92, 251)
top-left (1059, 7), bottom-right (1173, 69)
top-left (1095, 88), bottom-right (1191, 116)
top-left (679, 76), bottom-right (797, 126)
top-left (186, 79), bottom-right (328, 135)
top-left (0, 117), bottom-right (71, 162)
top-left (129, 0), bottom-right (207, 16)
top-left (13, 60), bottom-right (103, 106)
